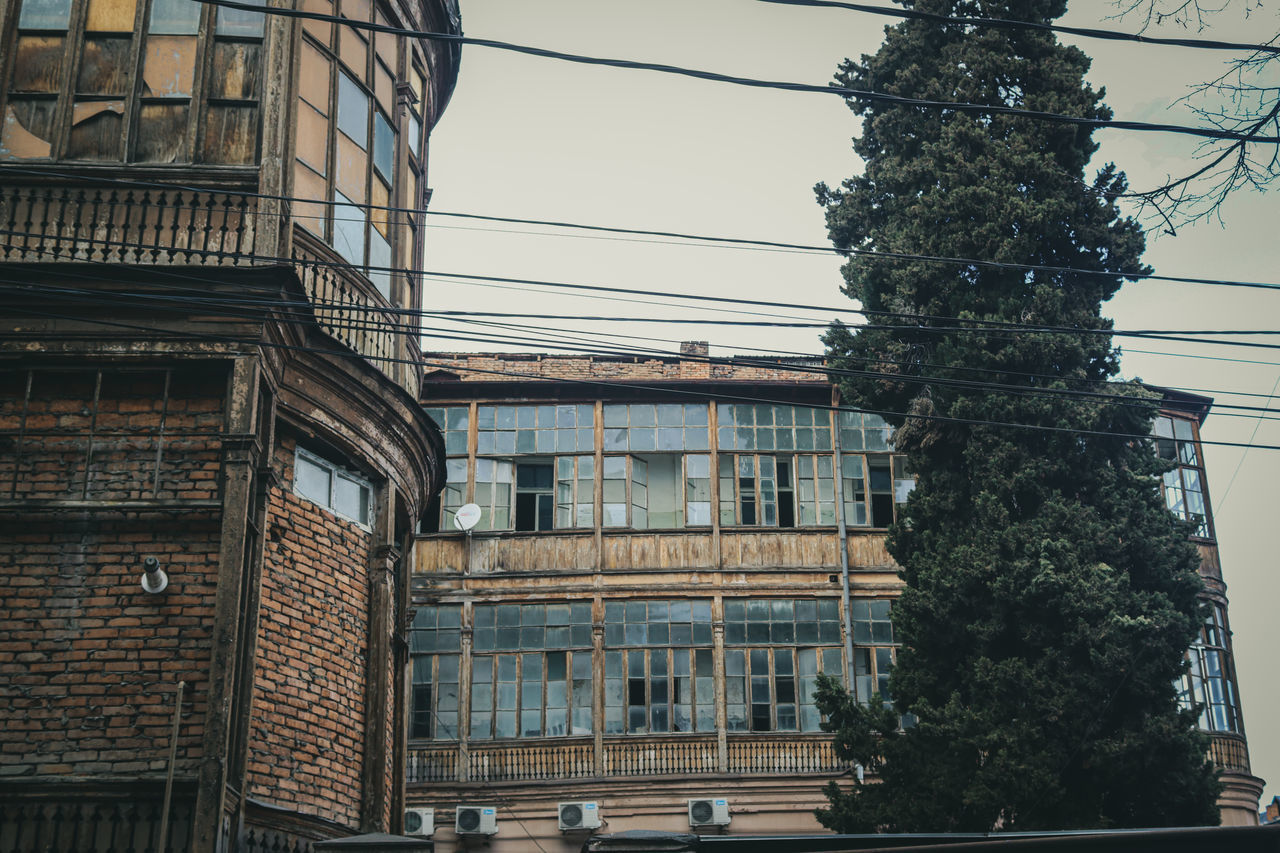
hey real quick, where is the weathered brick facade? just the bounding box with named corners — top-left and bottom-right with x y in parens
top-left (247, 438), bottom-right (374, 825)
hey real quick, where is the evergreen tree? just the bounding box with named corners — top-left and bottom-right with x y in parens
top-left (815, 0), bottom-right (1220, 832)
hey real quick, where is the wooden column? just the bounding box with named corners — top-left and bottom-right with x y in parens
top-left (193, 356), bottom-right (261, 852)
top-left (713, 618), bottom-right (728, 773)
top-left (360, 482), bottom-right (399, 831)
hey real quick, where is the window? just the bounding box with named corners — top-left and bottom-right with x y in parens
top-left (842, 455), bottom-right (912, 527)
top-left (470, 603), bottom-right (593, 740)
top-left (293, 446), bottom-right (372, 526)
top-left (556, 455), bottom-right (594, 528)
top-left (603, 453), bottom-right (710, 529)
top-left (292, 0), bottom-right (405, 298)
top-left (850, 599), bottom-right (896, 705)
top-left (719, 453), bottom-right (835, 527)
top-left (1, 0), bottom-right (264, 163)
top-left (477, 404), bottom-right (594, 455)
top-left (603, 600), bottom-right (714, 735)
top-left (717, 403), bottom-right (832, 452)
top-left (724, 599), bottom-right (843, 732)
top-left (424, 406), bottom-right (470, 455)
top-left (603, 403), bottom-right (708, 452)
top-left (409, 605), bottom-right (463, 740)
top-left (1154, 415), bottom-right (1212, 538)
top-left (1178, 602), bottom-right (1241, 733)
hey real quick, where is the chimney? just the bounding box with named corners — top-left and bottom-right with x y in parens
top-left (679, 341), bottom-right (710, 379)
top-left (680, 341), bottom-right (709, 357)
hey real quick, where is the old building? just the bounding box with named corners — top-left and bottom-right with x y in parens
top-left (407, 347), bottom-right (1262, 851)
top-left (0, 0), bottom-right (457, 849)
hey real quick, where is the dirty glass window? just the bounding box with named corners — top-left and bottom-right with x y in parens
top-left (470, 603), bottom-right (593, 740)
top-left (1, 0), bottom-right (264, 164)
top-left (293, 446), bottom-right (372, 526)
top-left (475, 404), bottom-right (594, 455)
top-left (723, 599), bottom-right (844, 732)
top-left (409, 605), bottom-right (463, 740)
top-left (603, 403), bottom-right (708, 452)
top-left (423, 405), bottom-right (469, 456)
top-left (1177, 602), bottom-right (1241, 733)
top-left (291, 0), bottom-right (408, 303)
top-left (1154, 415), bottom-right (1212, 538)
top-left (717, 404), bottom-right (832, 452)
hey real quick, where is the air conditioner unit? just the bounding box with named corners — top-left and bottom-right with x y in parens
top-left (688, 797), bottom-right (730, 827)
top-left (558, 801), bottom-right (602, 831)
top-left (456, 805), bottom-right (498, 836)
top-left (403, 807), bottom-right (434, 837)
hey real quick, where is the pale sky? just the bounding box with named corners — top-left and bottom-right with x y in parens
top-left (419, 0), bottom-right (1280, 810)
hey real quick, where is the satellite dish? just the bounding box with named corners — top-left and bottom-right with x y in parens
top-left (454, 503), bottom-right (482, 531)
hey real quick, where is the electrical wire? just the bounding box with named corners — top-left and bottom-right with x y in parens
top-left (195, 0), bottom-right (1280, 145)
top-left (9, 299), bottom-right (1280, 452)
top-left (8, 166), bottom-right (1280, 293)
top-left (8, 273), bottom-right (1280, 423)
top-left (750, 0), bottom-right (1280, 55)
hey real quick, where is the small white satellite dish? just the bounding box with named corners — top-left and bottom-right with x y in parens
top-left (454, 503), bottom-right (482, 531)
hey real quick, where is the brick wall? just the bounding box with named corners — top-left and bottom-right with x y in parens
top-left (0, 366), bottom-right (225, 781)
top-left (422, 351), bottom-right (827, 385)
top-left (248, 436), bottom-right (373, 827)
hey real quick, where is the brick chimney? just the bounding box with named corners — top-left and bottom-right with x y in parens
top-left (679, 341), bottom-right (711, 378)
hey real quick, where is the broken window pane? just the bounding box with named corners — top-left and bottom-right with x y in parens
top-left (149, 0), bottom-right (200, 34)
top-left (11, 36), bottom-right (66, 93)
top-left (368, 227), bottom-right (391, 298)
top-left (134, 101), bottom-right (188, 162)
top-left (216, 0), bottom-right (264, 36)
top-left (18, 0), bottom-right (72, 29)
top-left (293, 161), bottom-right (327, 236)
top-left (142, 35), bottom-right (197, 97)
top-left (200, 104), bottom-right (257, 164)
top-left (296, 101), bottom-right (328, 175)
top-left (372, 110), bottom-right (393, 181)
top-left (336, 71), bottom-right (367, 144)
top-left (1, 101), bottom-right (56, 159)
top-left (77, 36), bottom-right (133, 95)
top-left (208, 41), bottom-right (260, 100)
top-left (331, 190), bottom-right (367, 265)
top-left (67, 100), bottom-right (125, 159)
top-left (86, 0), bottom-right (137, 31)
top-left (335, 131), bottom-right (366, 202)
top-left (299, 41), bottom-right (331, 113)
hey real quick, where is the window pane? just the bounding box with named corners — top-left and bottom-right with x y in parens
top-left (336, 71), bottom-right (368, 144)
top-left (19, 0), bottom-right (73, 28)
top-left (373, 110), bottom-right (394, 180)
top-left (149, 0), bottom-right (199, 33)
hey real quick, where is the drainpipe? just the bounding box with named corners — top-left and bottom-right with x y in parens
top-left (831, 390), bottom-right (855, 694)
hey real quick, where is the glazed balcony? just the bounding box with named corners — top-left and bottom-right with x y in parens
top-left (405, 734), bottom-right (848, 785)
top-left (413, 528), bottom-right (896, 576)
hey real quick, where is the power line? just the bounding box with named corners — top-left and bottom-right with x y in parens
top-left (751, 0), bottom-right (1280, 55)
top-left (9, 167), bottom-right (1280, 293)
top-left (195, 0), bottom-right (1280, 145)
top-left (9, 279), bottom-right (1280, 430)
top-left (13, 303), bottom-right (1280, 452)
top-left (10, 224), bottom-right (1280, 345)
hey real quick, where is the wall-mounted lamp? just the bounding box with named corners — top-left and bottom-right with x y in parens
top-left (141, 556), bottom-right (168, 594)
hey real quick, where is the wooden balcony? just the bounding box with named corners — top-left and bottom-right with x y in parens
top-left (405, 734), bottom-right (849, 784)
top-left (0, 180), bottom-right (258, 267)
top-left (1208, 733), bottom-right (1251, 775)
top-left (413, 528), bottom-right (895, 575)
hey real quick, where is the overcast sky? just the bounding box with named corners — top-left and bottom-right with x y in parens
top-left (419, 0), bottom-right (1280, 809)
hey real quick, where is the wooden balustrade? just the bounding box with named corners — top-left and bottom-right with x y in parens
top-left (468, 740), bottom-right (595, 782)
top-left (0, 182), bottom-right (257, 266)
top-left (1208, 733), bottom-right (1251, 775)
top-left (602, 736), bottom-right (719, 777)
top-left (726, 735), bottom-right (848, 774)
top-left (293, 242), bottom-right (415, 395)
top-left (406, 736), bottom-right (844, 784)
top-left (415, 529), bottom-right (899, 575)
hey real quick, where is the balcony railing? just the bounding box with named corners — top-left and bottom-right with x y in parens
top-left (1208, 733), bottom-right (1251, 775)
top-left (405, 735), bottom-right (849, 784)
top-left (414, 528), bottom-right (896, 575)
top-left (0, 181), bottom-right (257, 266)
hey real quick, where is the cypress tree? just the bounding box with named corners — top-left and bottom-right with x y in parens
top-left (815, 0), bottom-right (1221, 832)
